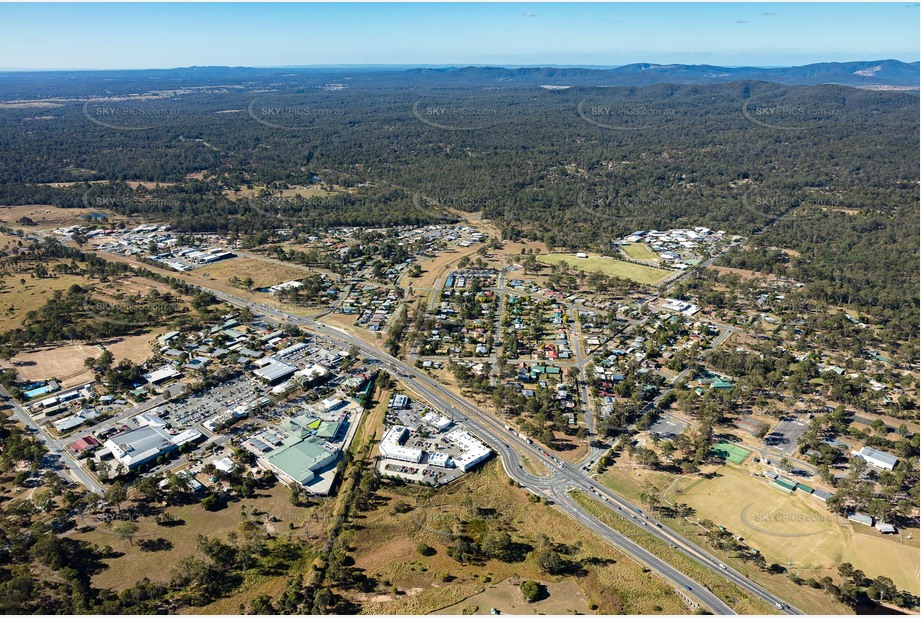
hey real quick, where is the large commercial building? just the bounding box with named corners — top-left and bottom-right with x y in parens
top-left (103, 425), bottom-right (202, 470)
top-left (854, 446), bottom-right (898, 471)
top-left (446, 428), bottom-right (492, 472)
top-left (259, 434), bottom-right (338, 487)
top-left (379, 425), bottom-right (423, 463)
top-left (252, 358), bottom-right (297, 384)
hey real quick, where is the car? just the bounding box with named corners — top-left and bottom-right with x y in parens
top-left (684, 586), bottom-right (692, 591)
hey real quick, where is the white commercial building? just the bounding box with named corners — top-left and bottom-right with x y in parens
top-left (379, 425), bottom-right (423, 463)
top-left (854, 446), bottom-right (898, 471)
top-left (446, 428), bottom-right (491, 472)
top-left (421, 411), bottom-right (453, 433)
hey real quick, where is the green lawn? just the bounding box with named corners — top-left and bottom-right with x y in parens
top-left (621, 243), bottom-right (659, 261)
top-left (537, 253), bottom-right (671, 285)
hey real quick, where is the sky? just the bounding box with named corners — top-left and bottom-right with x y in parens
top-left (0, 2), bottom-right (918, 70)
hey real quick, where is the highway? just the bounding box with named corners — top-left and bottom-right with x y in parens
top-left (199, 284), bottom-right (802, 615)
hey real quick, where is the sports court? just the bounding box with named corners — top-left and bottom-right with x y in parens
top-left (712, 442), bottom-right (750, 464)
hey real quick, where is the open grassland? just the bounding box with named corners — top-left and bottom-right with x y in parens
top-left (196, 256), bottom-right (310, 290)
top-left (70, 482), bottom-right (333, 592)
top-left (621, 243), bottom-right (660, 261)
top-left (569, 491), bottom-right (777, 615)
top-left (670, 464), bottom-right (920, 597)
top-left (0, 204), bottom-right (122, 231)
top-left (344, 460), bottom-right (688, 615)
top-left (0, 272), bottom-right (89, 331)
top-left (432, 577), bottom-right (591, 615)
top-left (536, 253), bottom-right (671, 285)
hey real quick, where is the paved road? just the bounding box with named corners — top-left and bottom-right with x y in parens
top-left (1, 386), bottom-right (105, 493)
top-left (199, 284), bottom-right (802, 615)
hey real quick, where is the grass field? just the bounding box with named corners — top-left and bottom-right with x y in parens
top-left (0, 272), bottom-right (89, 331)
top-left (197, 257), bottom-right (312, 289)
top-left (712, 443), bottom-right (751, 464)
top-left (345, 460), bottom-right (688, 615)
top-left (432, 577), bottom-right (591, 615)
top-left (669, 465), bottom-right (920, 599)
top-left (621, 244), bottom-right (660, 261)
top-left (536, 253), bottom-right (671, 285)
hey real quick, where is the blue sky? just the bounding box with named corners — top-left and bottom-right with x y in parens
top-left (0, 3), bottom-right (918, 70)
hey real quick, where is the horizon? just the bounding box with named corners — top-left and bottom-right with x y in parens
top-left (1, 2), bottom-right (918, 70)
top-left (0, 58), bottom-right (918, 73)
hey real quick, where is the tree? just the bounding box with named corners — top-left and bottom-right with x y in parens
top-left (105, 481), bottom-right (128, 512)
top-left (520, 579), bottom-right (541, 603)
top-left (415, 542), bottom-right (436, 557)
top-left (115, 521), bottom-right (139, 546)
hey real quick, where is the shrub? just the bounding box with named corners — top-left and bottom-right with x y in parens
top-left (520, 579), bottom-right (541, 603)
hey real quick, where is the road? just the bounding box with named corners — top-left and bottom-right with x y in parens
top-left (1, 385), bottom-right (105, 493)
top-left (198, 284), bottom-right (801, 615)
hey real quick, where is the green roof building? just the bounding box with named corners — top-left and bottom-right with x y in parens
top-left (261, 436), bottom-right (338, 487)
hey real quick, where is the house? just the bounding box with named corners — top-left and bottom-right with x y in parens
top-left (69, 435), bottom-right (100, 454)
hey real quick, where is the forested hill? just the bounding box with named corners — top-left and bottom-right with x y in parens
top-left (0, 59), bottom-right (917, 99)
top-left (0, 71), bottom-right (917, 343)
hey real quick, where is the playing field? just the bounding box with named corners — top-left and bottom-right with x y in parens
top-left (536, 253), bottom-right (671, 285)
top-left (712, 442), bottom-right (751, 464)
top-left (668, 465), bottom-right (919, 595)
top-left (621, 243), bottom-right (659, 261)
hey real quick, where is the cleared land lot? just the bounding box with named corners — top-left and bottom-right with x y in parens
top-left (5, 330), bottom-right (163, 388)
top-left (621, 243), bottom-right (659, 261)
top-left (668, 465), bottom-right (920, 596)
top-left (432, 577), bottom-right (591, 615)
top-left (536, 253), bottom-right (671, 285)
top-left (197, 256), bottom-right (311, 289)
top-left (0, 272), bottom-right (89, 331)
top-left (346, 460), bottom-right (687, 615)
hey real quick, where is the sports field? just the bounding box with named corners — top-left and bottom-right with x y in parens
top-left (536, 253), bottom-right (671, 285)
top-left (667, 465), bottom-right (919, 595)
top-left (712, 442), bottom-right (751, 464)
top-left (621, 243), bottom-right (659, 261)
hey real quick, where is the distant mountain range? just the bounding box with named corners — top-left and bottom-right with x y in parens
top-left (0, 60), bottom-right (916, 99)
top-left (406, 60), bottom-right (920, 89)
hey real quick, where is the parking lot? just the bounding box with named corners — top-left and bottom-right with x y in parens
top-left (765, 416), bottom-right (808, 456)
top-left (167, 376), bottom-right (258, 427)
top-left (650, 414), bottom-right (687, 439)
